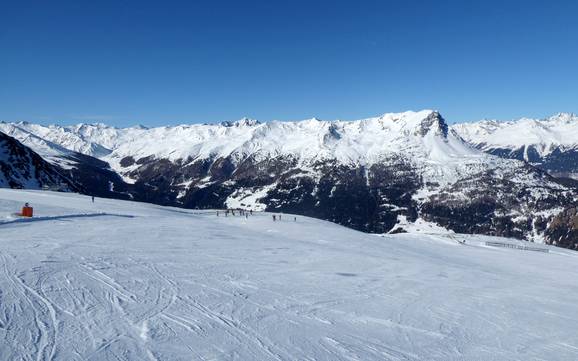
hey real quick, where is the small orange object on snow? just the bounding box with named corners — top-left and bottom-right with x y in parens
top-left (21, 203), bottom-right (33, 217)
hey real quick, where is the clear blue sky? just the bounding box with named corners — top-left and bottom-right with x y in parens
top-left (1, 0), bottom-right (577, 126)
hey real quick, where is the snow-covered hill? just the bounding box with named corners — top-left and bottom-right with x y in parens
top-left (0, 189), bottom-right (577, 360)
top-left (0, 131), bottom-right (74, 190)
top-left (452, 113), bottom-right (578, 179)
top-left (2, 111), bottom-right (576, 245)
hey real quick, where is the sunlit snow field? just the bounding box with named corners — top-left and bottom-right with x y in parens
top-left (0, 189), bottom-right (577, 360)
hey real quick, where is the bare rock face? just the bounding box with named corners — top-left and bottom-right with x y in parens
top-left (545, 207), bottom-right (578, 249)
top-left (416, 111), bottom-right (448, 137)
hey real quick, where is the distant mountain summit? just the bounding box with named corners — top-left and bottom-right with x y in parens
top-left (1, 111), bottom-right (576, 246)
top-left (452, 113), bottom-right (578, 179)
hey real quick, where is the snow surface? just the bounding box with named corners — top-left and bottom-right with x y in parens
top-left (392, 215), bottom-right (454, 235)
top-left (1, 189), bottom-right (578, 360)
top-left (452, 113), bottom-right (578, 157)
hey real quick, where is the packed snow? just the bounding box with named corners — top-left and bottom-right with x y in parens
top-left (1, 189), bottom-right (578, 360)
top-left (391, 215), bottom-right (454, 235)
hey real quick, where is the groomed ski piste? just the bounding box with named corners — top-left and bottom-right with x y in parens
top-left (1, 189), bottom-right (577, 361)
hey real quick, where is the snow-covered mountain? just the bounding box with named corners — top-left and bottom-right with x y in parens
top-left (0, 122), bottom-right (138, 199)
top-left (0, 111), bottom-right (521, 190)
top-left (2, 111), bottom-right (576, 245)
top-left (4, 111), bottom-right (471, 175)
top-left (1, 189), bottom-right (578, 360)
top-left (0, 131), bottom-right (74, 190)
top-left (452, 113), bottom-right (578, 180)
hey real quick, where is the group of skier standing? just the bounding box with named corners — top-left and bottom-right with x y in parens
top-left (217, 209), bottom-right (253, 219)
top-left (216, 209), bottom-right (297, 222)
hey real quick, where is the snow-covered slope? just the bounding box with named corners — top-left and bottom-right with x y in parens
top-left (0, 122), bottom-right (78, 168)
top-left (0, 121), bottom-right (118, 158)
top-left (452, 113), bottom-right (578, 178)
top-left (452, 113), bottom-right (578, 155)
top-left (1, 189), bottom-right (577, 360)
top-left (0, 123), bottom-right (140, 199)
top-left (0, 131), bottom-right (74, 190)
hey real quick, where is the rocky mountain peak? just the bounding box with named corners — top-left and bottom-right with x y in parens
top-left (220, 118), bottom-right (261, 127)
top-left (415, 111), bottom-right (448, 137)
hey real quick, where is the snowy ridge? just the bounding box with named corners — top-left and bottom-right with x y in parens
top-left (3, 111), bottom-right (495, 184)
top-left (0, 122), bottom-right (78, 169)
top-left (6, 111), bottom-right (458, 162)
top-left (452, 112), bottom-right (578, 158)
top-left (0, 131), bottom-right (74, 190)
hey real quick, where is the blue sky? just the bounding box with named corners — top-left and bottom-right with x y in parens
top-left (1, 0), bottom-right (577, 126)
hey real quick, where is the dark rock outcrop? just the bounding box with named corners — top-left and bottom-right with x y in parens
top-left (545, 207), bottom-right (578, 249)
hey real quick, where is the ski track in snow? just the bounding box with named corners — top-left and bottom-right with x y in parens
top-left (0, 189), bottom-right (578, 360)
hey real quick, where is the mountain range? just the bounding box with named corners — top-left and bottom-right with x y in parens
top-left (1, 110), bottom-right (577, 248)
